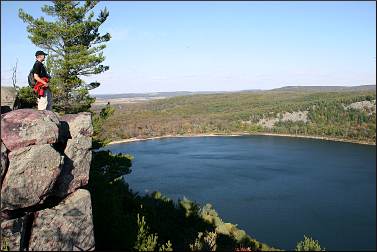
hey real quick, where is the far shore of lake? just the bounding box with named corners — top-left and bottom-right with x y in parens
top-left (106, 132), bottom-right (376, 146)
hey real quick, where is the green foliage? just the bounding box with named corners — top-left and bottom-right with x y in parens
top-left (132, 192), bottom-right (214, 251)
top-left (200, 203), bottom-right (224, 227)
top-left (179, 196), bottom-right (201, 218)
top-left (98, 90), bottom-right (376, 144)
top-left (189, 231), bottom-right (217, 251)
top-left (134, 213), bottom-right (159, 251)
top-left (90, 150), bottom-right (133, 183)
top-left (99, 102), bottom-right (115, 119)
top-left (14, 86), bottom-right (37, 109)
top-left (19, 0), bottom-right (110, 113)
top-left (88, 150), bottom-right (135, 250)
top-left (133, 213), bottom-right (174, 251)
top-left (159, 240), bottom-right (173, 251)
top-left (295, 235), bottom-right (325, 251)
top-left (199, 203), bottom-right (279, 251)
top-left (92, 103), bottom-right (115, 149)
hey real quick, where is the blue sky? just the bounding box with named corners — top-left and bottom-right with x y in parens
top-left (1, 1), bottom-right (376, 94)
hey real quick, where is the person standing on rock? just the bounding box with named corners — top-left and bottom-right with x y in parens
top-left (32, 50), bottom-right (52, 110)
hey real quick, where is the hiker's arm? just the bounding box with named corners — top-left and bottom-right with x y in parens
top-left (34, 73), bottom-right (48, 87)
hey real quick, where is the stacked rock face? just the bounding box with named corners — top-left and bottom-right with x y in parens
top-left (0, 109), bottom-right (95, 251)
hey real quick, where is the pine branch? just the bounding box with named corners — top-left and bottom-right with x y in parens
top-left (19, 0), bottom-right (111, 113)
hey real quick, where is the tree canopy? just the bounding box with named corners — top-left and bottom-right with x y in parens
top-left (19, 0), bottom-right (111, 113)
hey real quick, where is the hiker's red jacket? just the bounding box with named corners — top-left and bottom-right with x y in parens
top-left (33, 77), bottom-right (49, 97)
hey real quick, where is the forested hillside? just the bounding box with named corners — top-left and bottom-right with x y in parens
top-left (97, 89), bottom-right (376, 145)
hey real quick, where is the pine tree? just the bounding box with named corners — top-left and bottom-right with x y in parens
top-left (19, 0), bottom-right (110, 113)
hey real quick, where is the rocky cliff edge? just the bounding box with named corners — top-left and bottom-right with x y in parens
top-left (0, 108), bottom-right (95, 251)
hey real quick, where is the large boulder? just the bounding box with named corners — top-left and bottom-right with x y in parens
top-left (29, 189), bottom-right (95, 251)
top-left (52, 137), bottom-right (92, 197)
top-left (59, 112), bottom-right (93, 138)
top-left (1, 144), bottom-right (63, 210)
top-left (1, 141), bottom-right (8, 182)
top-left (1, 109), bottom-right (60, 151)
top-left (0, 109), bottom-right (95, 250)
top-left (52, 113), bottom-right (93, 197)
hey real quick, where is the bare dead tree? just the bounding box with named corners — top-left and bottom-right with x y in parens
top-left (11, 58), bottom-right (18, 88)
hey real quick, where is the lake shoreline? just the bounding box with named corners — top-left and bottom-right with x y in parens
top-left (106, 132), bottom-right (376, 146)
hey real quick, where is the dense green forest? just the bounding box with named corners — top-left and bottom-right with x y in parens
top-left (95, 90), bottom-right (376, 145)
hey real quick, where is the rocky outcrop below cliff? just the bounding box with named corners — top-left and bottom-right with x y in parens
top-left (0, 109), bottom-right (95, 251)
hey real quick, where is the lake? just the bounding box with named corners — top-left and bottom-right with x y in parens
top-left (103, 135), bottom-right (376, 250)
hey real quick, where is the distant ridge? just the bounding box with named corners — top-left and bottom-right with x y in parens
top-left (93, 85), bottom-right (376, 99)
top-left (270, 85), bottom-right (376, 92)
top-left (94, 91), bottom-right (226, 99)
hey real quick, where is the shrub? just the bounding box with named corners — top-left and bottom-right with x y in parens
top-left (189, 231), bottom-right (217, 251)
top-left (134, 213), bottom-right (174, 252)
top-left (15, 86), bottom-right (37, 109)
top-left (295, 235), bottom-right (325, 251)
top-left (134, 213), bottom-right (159, 251)
top-left (159, 240), bottom-right (173, 251)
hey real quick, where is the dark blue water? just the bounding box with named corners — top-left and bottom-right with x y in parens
top-left (103, 135), bottom-right (376, 250)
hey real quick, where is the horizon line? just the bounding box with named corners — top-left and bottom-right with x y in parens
top-left (91, 84), bottom-right (376, 96)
